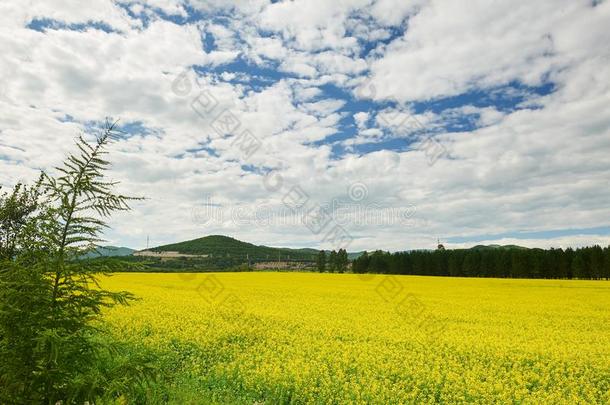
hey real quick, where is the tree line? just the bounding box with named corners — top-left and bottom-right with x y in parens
top-left (351, 246), bottom-right (610, 279)
top-left (316, 249), bottom-right (349, 273)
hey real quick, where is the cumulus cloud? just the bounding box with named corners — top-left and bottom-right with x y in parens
top-left (1, 0), bottom-right (609, 251)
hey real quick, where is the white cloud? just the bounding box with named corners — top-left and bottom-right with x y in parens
top-left (301, 99), bottom-right (346, 116)
top-left (279, 59), bottom-right (317, 78)
top-left (0, 0), bottom-right (609, 252)
top-left (123, 0), bottom-right (188, 17)
top-left (256, 0), bottom-right (367, 52)
top-left (245, 35), bottom-right (288, 61)
top-left (354, 112), bottom-right (369, 129)
top-left (364, 0), bottom-right (596, 102)
top-left (368, 0), bottom-right (423, 26)
top-left (14, 0), bottom-right (137, 31)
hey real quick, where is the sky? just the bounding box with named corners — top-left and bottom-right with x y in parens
top-left (1, 0), bottom-right (609, 252)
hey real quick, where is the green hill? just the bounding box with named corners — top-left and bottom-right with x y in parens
top-left (348, 251), bottom-right (366, 260)
top-left (150, 235), bottom-right (318, 261)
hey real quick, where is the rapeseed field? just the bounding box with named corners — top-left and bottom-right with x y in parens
top-left (101, 273), bottom-right (610, 404)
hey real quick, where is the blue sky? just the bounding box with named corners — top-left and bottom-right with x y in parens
top-left (1, 0), bottom-right (610, 251)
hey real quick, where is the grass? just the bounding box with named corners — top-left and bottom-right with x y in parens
top-left (100, 272), bottom-right (610, 404)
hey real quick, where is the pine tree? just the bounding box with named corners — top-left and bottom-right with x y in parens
top-left (0, 122), bottom-right (148, 404)
top-left (448, 252), bottom-right (463, 277)
top-left (328, 250), bottom-right (337, 273)
top-left (590, 245), bottom-right (604, 279)
top-left (352, 251), bottom-right (369, 273)
top-left (604, 246), bottom-right (610, 280)
top-left (571, 251), bottom-right (586, 279)
top-left (336, 249), bottom-right (348, 273)
top-left (369, 250), bottom-right (389, 274)
top-left (317, 250), bottom-right (326, 272)
top-left (462, 251), bottom-right (480, 277)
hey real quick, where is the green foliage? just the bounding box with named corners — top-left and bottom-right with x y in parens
top-left (0, 178), bottom-right (44, 260)
top-left (0, 122), bottom-right (155, 404)
top-left (316, 250), bottom-right (326, 272)
top-left (351, 245), bottom-right (610, 280)
top-left (352, 251), bottom-right (369, 274)
top-left (325, 249), bottom-right (347, 273)
top-left (328, 250), bottom-right (337, 273)
top-left (336, 249), bottom-right (348, 273)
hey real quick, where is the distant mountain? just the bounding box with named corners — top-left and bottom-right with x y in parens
top-left (470, 244), bottom-right (528, 250)
top-left (348, 251), bottom-right (366, 260)
top-left (81, 246), bottom-right (135, 259)
top-left (150, 235), bottom-right (319, 261)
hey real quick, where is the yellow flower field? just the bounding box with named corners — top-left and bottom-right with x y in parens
top-left (100, 273), bottom-right (610, 404)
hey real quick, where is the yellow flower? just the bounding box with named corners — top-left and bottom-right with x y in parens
top-left (101, 273), bottom-right (610, 403)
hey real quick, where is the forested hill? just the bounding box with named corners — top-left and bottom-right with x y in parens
top-left (150, 235), bottom-right (318, 261)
